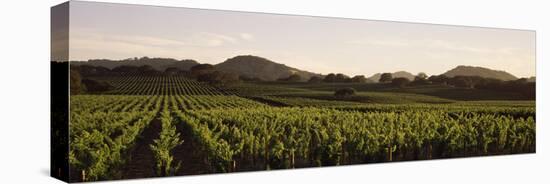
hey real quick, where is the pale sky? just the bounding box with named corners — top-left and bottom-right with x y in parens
top-left (66, 1), bottom-right (536, 77)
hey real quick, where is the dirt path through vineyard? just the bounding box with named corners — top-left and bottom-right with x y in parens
top-left (172, 119), bottom-right (212, 176)
top-left (122, 113), bottom-right (162, 179)
top-left (246, 96), bottom-right (288, 107)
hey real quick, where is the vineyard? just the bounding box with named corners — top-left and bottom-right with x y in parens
top-left (68, 75), bottom-right (536, 182)
top-left (178, 106), bottom-right (535, 170)
top-left (94, 75), bottom-right (229, 95)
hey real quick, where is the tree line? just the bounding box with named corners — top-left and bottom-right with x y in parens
top-left (70, 64), bottom-right (535, 99)
top-left (70, 64), bottom-right (243, 94)
top-left (327, 72), bottom-right (534, 98)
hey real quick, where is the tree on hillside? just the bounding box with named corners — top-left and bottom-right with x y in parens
top-left (476, 78), bottom-right (504, 90)
top-left (391, 77), bottom-right (410, 88)
top-left (415, 72), bottom-right (428, 81)
top-left (351, 75), bottom-right (367, 83)
top-left (278, 74), bottom-right (302, 82)
top-left (413, 72), bottom-right (429, 84)
top-left (190, 64), bottom-right (215, 77)
top-left (76, 65), bottom-right (111, 77)
top-left (448, 76), bottom-right (479, 88)
top-left (379, 73), bottom-right (393, 83)
top-left (197, 71), bottom-right (241, 86)
top-left (112, 65), bottom-right (140, 74)
top-left (335, 73), bottom-right (351, 82)
top-left (138, 65), bottom-right (155, 72)
top-left (428, 75), bottom-right (449, 85)
top-left (137, 65), bottom-right (160, 75)
top-left (164, 67), bottom-right (181, 76)
top-left (324, 73), bottom-right (337, 82)
top-left (240, 75), bottom-right (263, 82)
top-left (322, 73), bottom-right (353, 83)
top-left (334, 87), bottom-right (356, 97)
top-left (70, 69), bottom-right (85, 94)
top-left (81, 79), bottom-right (115, 92)
top-left (308, 76), bottom-right (323, 83)
top-left (288, 74), bottom-right (302, 82)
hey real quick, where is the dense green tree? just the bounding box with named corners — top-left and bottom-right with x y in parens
top-left (239, 75), bottom-right (263, 82)
top-left (391, 77), bottom-right (410, 88)
top-left (379, 73), bottom-right (393, 83)
top-left (190, 64), bottom-right (215, 77)
top-left (164, 67), bottom-right (180, 75)
top-left (112, 65), bottom-right (140, 74)
top-left (334, 87), bottom-right (356, 97)
top-left (428, 75), bottom-right (449, 85)
top-left (416, 72), bottom-right (428, 80)
top-left (308, 76), bottom-right (323, 83)
top-left (323, 73), bottom-right (337, 83)
top-left (351, 75), bottom-right (367, 83)
top-left (335, 73), bottom-right (351, 82)
top-left (198, 71), bottom-right (240, 86)
top-left (413, 72), bottom-right (429, 85)
top-left (278, 74), bottom-right (302, 82)
top-left (70, 69), bottom-right (85, 94)
top-left (81, 79), bottom-right (115, 92)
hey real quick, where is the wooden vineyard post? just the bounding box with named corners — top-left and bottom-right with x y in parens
top-left (81, 170), bottom-right (86, 182)
top-left (464, 138), bottom-right (467, 157)
top-left (388, 143), bottom-right (393, 162)
top-left (428, 144), bottom-right (432, 159)
top-left (291, 151), bottom-right (295, 169)
top-left (265, 141), bottom-right (270, 170)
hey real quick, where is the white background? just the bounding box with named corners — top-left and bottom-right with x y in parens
top-left (0, 0), bottom-right (548, 183)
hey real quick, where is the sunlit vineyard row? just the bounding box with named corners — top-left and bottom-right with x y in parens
top-left (68, 95), bottom-right (265, 180)
top-left (175, 105), bottom-right (535, 171)
top-left (69, 94), bottom-right (536, 180)
top-left (69, 95), bottom-right (162, 181)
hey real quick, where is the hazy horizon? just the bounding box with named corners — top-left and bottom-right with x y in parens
top-left (63, 1), bottom-right (536, 77)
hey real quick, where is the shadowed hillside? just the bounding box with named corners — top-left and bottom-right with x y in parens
top-left (215, 55), bottom-right (321, 81)
top-left (442, 65), bottom-right (517, 81)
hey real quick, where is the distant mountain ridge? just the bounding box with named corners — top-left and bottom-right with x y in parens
top-left (70, 56), bottom-right (525, 82)
top-left (71, 57), bottom-right (199, 71)
top-left (215, 55), bottom-right (322, 81)
top-left (442, 65), bottom-right (518, 81)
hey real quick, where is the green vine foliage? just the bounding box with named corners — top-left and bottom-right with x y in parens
top-left (69, 94), bottom-right (535, 181)
top-left (150, 101), bottom-right (184, 176)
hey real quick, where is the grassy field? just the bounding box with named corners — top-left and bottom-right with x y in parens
top-left (241, 82), bottom-right (533, 101)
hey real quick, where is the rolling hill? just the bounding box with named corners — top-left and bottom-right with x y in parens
top-left (71, 57), bottom-right (199, 71)
top-left (442, 65), bottom-right (517, 81)
top-left (70, 56), bottom-right (525, 84)
top-left (215, 55), bottom-right (322, 81)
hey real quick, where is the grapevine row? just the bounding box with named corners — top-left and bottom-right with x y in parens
top-left (174, 106), bottom-right (535, 171)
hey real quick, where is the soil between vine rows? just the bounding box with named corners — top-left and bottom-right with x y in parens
top-left (122, 113), bottom-right (161, 179)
